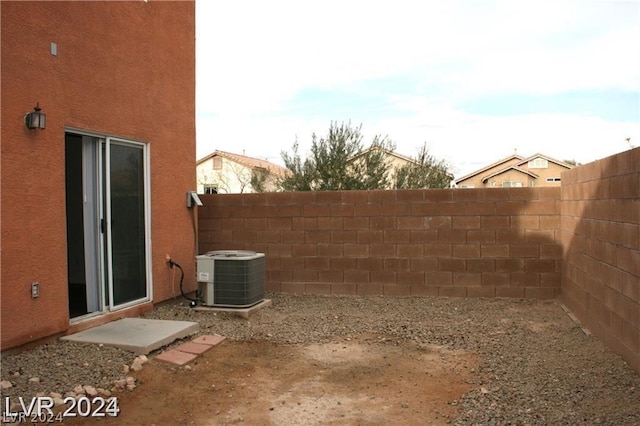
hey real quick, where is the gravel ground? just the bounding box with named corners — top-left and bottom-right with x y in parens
top-left (2, 294), bottom-right (639, 424)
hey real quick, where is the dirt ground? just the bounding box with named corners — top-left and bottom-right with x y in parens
top-left (66, 335), bottom-right (478, 425)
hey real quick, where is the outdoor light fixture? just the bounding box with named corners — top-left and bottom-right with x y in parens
top-left (25, 103), bottom-right (46, 130)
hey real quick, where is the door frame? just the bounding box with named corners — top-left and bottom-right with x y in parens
top-left (66, 127), bottom-right (153, 322)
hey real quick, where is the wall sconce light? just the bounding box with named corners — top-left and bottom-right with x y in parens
top-left (25, 103), bottom-right (46, 130)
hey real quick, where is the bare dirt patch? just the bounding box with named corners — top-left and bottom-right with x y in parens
top-left (67, 336), bottom-right (477, 425)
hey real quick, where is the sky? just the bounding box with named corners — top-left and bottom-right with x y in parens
top-left (195, 0), bottom-right (640, 178)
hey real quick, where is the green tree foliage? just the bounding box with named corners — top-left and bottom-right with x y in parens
top-left (250, 168), bottom-right (269, 193)
top-left (394, 143), bottom-right (452, 189)
top-left (279, 121), bottom-right (452, 191)
top-left (280, 122), bottom-right (394, 191)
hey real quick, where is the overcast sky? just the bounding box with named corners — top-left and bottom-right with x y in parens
top-left (195, 0), bottom-right (640, 178)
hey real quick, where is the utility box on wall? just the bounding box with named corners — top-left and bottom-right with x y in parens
top-left (196, 250), bottom-right (265, 308)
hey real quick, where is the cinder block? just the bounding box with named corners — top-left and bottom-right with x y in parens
top-left (383, 285), bottom-right (411, 296)
top-left (410, 258), bottom-right (439, 272)
top-left (330, 230), bottom-right (357, 244)
top-left (384, 230), bottom-right (411, 244)
top-left (397, 244), bottom-right (425, 258)
top-left (481, 244), bottom-right (509, 258)
top-left (305, 230), bottom-right (331, 244)
top-left (281, 230), bottom-right (305, 243)
top-left (440, 258), bottom-right (466, 272)
top-left (439, 286), bottom-right (467, 297)
top-left (344, 270), bottom-right (370, 283)
top-left (317, 217), bottom-right (343, 230)
top-left (304, 283), bottom-right (331, 295)
top-left (496, 287), bottom-right (526, 298)
top-left (482, 216), bottom-right (511, 229)
top-left (357, 283), bottom-right (384, 296)
top-left (370, 244), bottom-right (396, 257)
top-left (437, 202), bottom-right (466, 215)
top-left (496, 229), bottom-right (525, 243)
top-left (438, 229), bottom-right (467, 243)
top-left (356, 258), bottom-right (384, 271)
top-left (397, 271), bottom-right (425, 285)
top-left (466, 258), bottom-right (495, 272)
top-left (453, 272), bottom-right (481, 287)
top-left (305, 257), bottom-right (330, 270)
top-left (330, 283), bottom-right (357, 295)
top-left (481, 272), bottom-right (510, 287)
top-left (410, 230), bottom-right (438, 244)
top-left (357, 230), bottom-right (383, 244)
top-left (343, 217), bottom-right (370, 230)
top-left (452, 216), bottom-right (481, 229)
top-left (467, 230), bottom-right (496, 244)
top-left (355, 203), bottom-right (383, 217)
top-left (317, 244), bottom-right (343, 257)
top-left (398, 216), bottom-right (425, 229)
top-left (384, 258), bottom-right (411, 271)
top-left (425, 216), bottom-right (452, 229)
top-left (343, 244), bottom-right (369, 258)
top-left (467, 286), bottom-right (496, 298)
top-left (329, 204), bottom-right (355, 217)
top-left (426, 271), bottom-right (452, 286)
top-left (466, 202), bottom-right (496, 215)
top-left (411, 285), bottom-right (439, 297)
top-left (292, 244), bottom-right (317, 257)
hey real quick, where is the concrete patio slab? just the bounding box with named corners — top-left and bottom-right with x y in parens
top-left (192, 334), bottom-right (226, 346)
top-left (61, 318), bottom-right (198, 355)
top-left (154, 349), bottom-right (198, 366)
top-left (192, 298), bottom-right (272, 318)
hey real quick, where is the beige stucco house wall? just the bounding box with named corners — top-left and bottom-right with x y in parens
top-left (455, 154), bottom-right (573, 188)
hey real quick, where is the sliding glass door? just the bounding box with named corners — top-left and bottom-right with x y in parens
top-left (66, 132), bottom-right (151, 318)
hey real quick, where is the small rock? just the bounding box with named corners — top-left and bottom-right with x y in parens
top-left (64, 391), bottom-right (76, 399)
top-left (126, 384), bottom-right (136, 391)
top-left (28, 377), bottom-right (40, 384)
top-left (53, 398), bottom-right (65, 406)
top-left (50, 392), bottom-right (62, 399)
top-left (0, 380), bottom-right (13, 389)
top-left (83, 362), bottom-right (89, 367)
top-left (114, 379), bottom-right (126, 390)
top-left (73, 385), bottom-right (85, 395)
top-left (98, 388), bottom-right (112, 397)
top-left (125, 376), bottom-right (136, 386)
top-left (122, 365), bottom-right (130, 374)
top-left (13, 371), bottom-right (20, 377)
top-left (138, 355), bottom-right (149, 364)
top-left (83, 385), bottom-right (98, 397)
top-left (184, 365), bottom-right (192, 371)
top-left (401, 402), bottom-right (409, 409)
top-left (131, 358), bottom-right (144, 372)
top-left (481, 387), bottom-right (489, 394)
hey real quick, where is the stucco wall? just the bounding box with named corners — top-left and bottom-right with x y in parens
top-left (1, 1), bottom-right (196, 349)
top-left (199, 187), bottom-right (562, 299)
top-left (560, 147), bottom-right (639, 372)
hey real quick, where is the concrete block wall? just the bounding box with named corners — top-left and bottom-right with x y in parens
top-left (560, 147), bottom-right (639, 372)
top-left (199, 187), bottom-right (562, 299)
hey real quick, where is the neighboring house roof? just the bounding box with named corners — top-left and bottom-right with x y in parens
top-left (515, 153), bottom-right (574, 170)
top-left (197, 150), bottom-right (289, 177)
top-left (455, 153), bottom-right (573, 185)
top-left (481, 166), bottom-right (539, 183)
top-left (350, 146), bottom-right (420, 165)
top-left (455, 154), bottom-right (524, 184)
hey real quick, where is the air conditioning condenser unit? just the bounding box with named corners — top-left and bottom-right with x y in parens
top-left (196, 250), bottom-right (265, 308)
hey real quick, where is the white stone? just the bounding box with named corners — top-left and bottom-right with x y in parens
top-left (97, 388), bottom-right (112, 397)
top-left (126, 384), bottom-right (136, 391)
top-left (53, 398), bottom-right (65, 406)
top-left (122, 365), bottom-right (130, 374)
top-left (0, 380), bottom-right (12, 389)
top-left (138, 355), bottom-right (149, 364)
top-left (49, 392), bottom-right (62, 399)
top-left (83, 385), bottom-right (98, 397)
top-left (184, 365), bottom-right (192, 371)
top-left (125, 376), bottom-right (135, 386)
top-left (64, 391), bottom-right (76, 398)
top-left (28, 377), bottom-right (40, 384)
top-left (131, 358), bottom-right (144, 372)
top-left (73, 385), bottom-right (85, 395)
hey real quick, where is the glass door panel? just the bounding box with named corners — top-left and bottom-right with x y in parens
top-left (107, 141), bottom-right (148, 307)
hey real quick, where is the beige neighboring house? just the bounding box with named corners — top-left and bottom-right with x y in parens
top-left (196, 150), bottom-right (288, 194)
top-left (351, 147), bottom-right (451, 188)
top-left (455, 153), bottom-right (574, 188)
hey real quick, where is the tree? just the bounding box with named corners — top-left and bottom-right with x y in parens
top-left (394, 143), bottom-right (452, 189)
top-left (279, 121), bottom-right (394, 191)
top-left (250, 168), bottom-right (269, 193)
